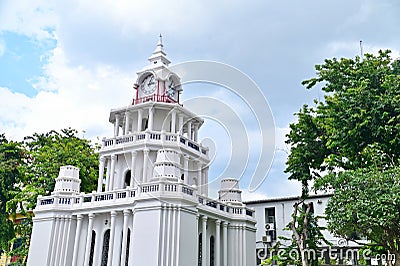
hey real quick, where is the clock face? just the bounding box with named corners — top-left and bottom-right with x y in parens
top-left (166, 79), bottom-right (176, 98)
top-left (140, 75), bottom-right (157, 95)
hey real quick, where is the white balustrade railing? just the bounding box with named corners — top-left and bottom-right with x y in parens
top-left (102, 131), bottom-right (209, 156)
top-left (36, 181), bottom-right (254, 218)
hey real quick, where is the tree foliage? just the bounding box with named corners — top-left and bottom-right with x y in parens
top-left (2, 128), bottom-right (99, 263)
top-left (286, 50), bottom-right (400, 190)
top-left (0, 134), bottom-right (25, 256)
top-left (269, 201), bottom-right (329, 266)
top-left (285, 50), bottom-right (400, 264)
top-left (322, 167), bottom-right (400, 265)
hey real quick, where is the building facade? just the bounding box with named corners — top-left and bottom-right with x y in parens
top-left (246, 194), bottom-right (367, 265)
top-left (27, 37), bottom-right (256, 266)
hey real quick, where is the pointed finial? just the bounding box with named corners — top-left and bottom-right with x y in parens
top-left (159, 34), bottom-right (163, 45)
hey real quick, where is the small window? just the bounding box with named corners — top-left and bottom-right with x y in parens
top-left (101, 229), bottom-right (111, 266)
top-left (89, 231), bottom-right (96, 266)
top-left (125, 229), bottom-right (131, 266)
top-left (210, 236), bottom-right (215, 266)
top-left (198, 233), bottom-right (202, 266)
top-left (125, 170), bottom-right (131, 188)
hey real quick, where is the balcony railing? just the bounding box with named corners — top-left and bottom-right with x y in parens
top-left (102, 131), bottom-right (208, 156)
top-left (132, 94), bottom-right (181, 105)
top-left (36, 181), bottom-right (254, 218)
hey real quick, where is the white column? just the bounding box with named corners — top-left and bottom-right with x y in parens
top-left (187, 121), bottom-right (192, 140)
top-left (171, 206), bottom-right (177, 266)
top-left (194, 123), bottom-right (199, 141)
top-left (171, 111), bottom-right (176, 133)
top-left (238, 225), bottom-right (242, 266)
top-left (97, 156), bottom-right (105, 192)
top-left (55, 216), bottom-right (65, 265)
top-left (107, 211), bottom-right (117, 265)
top-left (60, 215), bottom-right (71, 266)
top-left (114, 114), bottom-right (120, 137)
top-left (201, 216), bottom-right (207, 266)
top-left (128, 210), bottom-right (135, 266)
top-left (204, 167), bottom-right (209, 197)
top-left (105, 157), bottom-right (111, 191)
top-left (183, 155), bottom-right (189, 185)
top-left (143, 149), bottom-right (149, 182)
top-left (148, 107), bottom-right (154, 131)
top-left (120, 210), bottom-right (130, 265)
top-left (46, 218), bottom-right (56, 266)
top-left (131, 117), bottom-right (136, 133)
top-left (137, 109), bottom-right (143, 131)
top-left (178, 115), bottom-right (184, 134)
top-left (216, 220), bottom-right (221, 266)
top-left (125, 112), bottom-right (131, 135)
top-left (223, 222), bottom-right (228, 266)
top-left (72, 214), bottom-right (84, 266)
top-left (109, 154), bottom-right (116, 190)
top-left (130, 151), bottom-right (137, 187)
top-left (235, 225), bottom-right (239, 266)
top-left (83, 213), bottom-right (95, 266)
top-left (197, 161), bottom-right (203, 195)
top-left (49, 216), bottom-right (60, 266)
top-left (242, 225), bottom-right (246, 266)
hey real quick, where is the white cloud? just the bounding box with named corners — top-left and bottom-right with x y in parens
top-left (1, 44), bottom-right (135, 141)
top-left (0, 0), bottom-right (57, 39)
top-left (242, 189), bottom-right (268, 202)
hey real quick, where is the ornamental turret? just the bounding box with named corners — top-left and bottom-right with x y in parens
top-left (53, 165), bottom-right (81, 194)
top-left (218, 178), bottom-right (243, 206)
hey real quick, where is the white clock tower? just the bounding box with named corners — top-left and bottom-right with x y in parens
top-left (27, 36), bottom-right (256, 266)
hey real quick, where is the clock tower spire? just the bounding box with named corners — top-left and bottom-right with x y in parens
top-left (133, 35), bottom-right (181, 104)
top-left (147, 33), bottom-right (171, 66)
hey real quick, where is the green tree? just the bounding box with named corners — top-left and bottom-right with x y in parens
top-left (322, 168), bottom-right (400, 265)
top-left (6, 128), bottom-right (99, 263)
top-left (286, 50), bottom-right (400, 184)
top-left (268, 201), bottom-right (329, 266)
top-left (285, 50), bottom-right (400, 264)
top-left (0, 134), bottom-right (25, 257)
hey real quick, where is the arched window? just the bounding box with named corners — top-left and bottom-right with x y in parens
top-left (198, 233), bottom-right (202, 266)
top-left (210, 235), bottom-right (215, 266)
top-left (101, 229), bottom-right (110, 266)
top-left (125, 170), bottom-right (131, 188)
top-left (88, 230), bottom-right (96, 266)
top-left (125, 228), bottom-right (131, 266)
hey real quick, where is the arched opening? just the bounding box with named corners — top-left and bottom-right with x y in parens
top-left (101, 229), bottom-right (110, 266)
top-left (210, 235), bottom-right (215, 266)
top-left (124, 170), bottom-right (131, 188)
top-left (198, 233), bottom-right (202, 266)
top-left (89, 230), bottom-right (96, 266)
top-left (142, 118), bottom-right (148, 131)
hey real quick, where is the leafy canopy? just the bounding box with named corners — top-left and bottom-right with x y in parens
top-left (322, 168), bottom-right (400, 261)
top-left (285, 49), bottom-right (400, 264)
top-left (0, 134), bottom-right (25, 255)
top-left (286, 50), bottom-right (400, 193)
top-left (3, 128), bottom-right (99, 263)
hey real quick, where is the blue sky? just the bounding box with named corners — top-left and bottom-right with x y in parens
top-left (1, 0), bottom-right (399, 200)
